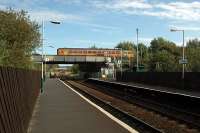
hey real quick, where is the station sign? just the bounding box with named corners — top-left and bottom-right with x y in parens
top-left (106, 57), bottom-right (111, 63)
top-left (45, 58), bottom-right (50, 62)
top-left (118, 60), bottom-right (121, 64)
top-left (179, 59), bottom-right (188, 64)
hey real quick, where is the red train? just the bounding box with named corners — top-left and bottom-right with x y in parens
top-left (57, 48), bottom-right (134, 58)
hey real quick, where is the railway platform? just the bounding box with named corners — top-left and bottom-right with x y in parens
top-left (28, 79), bottom-right (136, 133)
top-left (94, 79), bottom-right (200, 98)
top-left (119, 81), bottom-right (200, 98)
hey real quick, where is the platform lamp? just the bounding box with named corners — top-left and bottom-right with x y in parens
top-left (44, 45), bottom-right (55, 79)
top-left (115, 48), bottom-right (123, 78)
top-left (41, 20), bottom-right (61, 92)
top-left (136, 28), bottom-right (139, 72)
top-left (170, 28), bottom-right (185, 79)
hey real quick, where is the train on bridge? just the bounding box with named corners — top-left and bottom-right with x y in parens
top-left (57, 48), bottom-right (134, 59)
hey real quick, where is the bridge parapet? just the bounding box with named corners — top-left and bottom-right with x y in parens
top-left (32, 55), bottom-right (107, 64)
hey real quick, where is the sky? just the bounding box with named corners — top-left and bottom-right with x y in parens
top-left (1, 0), bottom-right (200, 55)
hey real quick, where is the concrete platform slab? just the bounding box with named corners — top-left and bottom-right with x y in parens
top-left (28, 79), bottom-right (134, 133)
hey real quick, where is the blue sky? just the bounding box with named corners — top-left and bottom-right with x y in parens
top-left (1, 0), bottom-right (200, 55)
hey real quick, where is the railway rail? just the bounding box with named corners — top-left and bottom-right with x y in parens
top-left (85, 78), bottom-right (200, 130)
top-left (66, 80), bottom-right (163, 133)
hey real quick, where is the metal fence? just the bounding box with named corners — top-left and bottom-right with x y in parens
top-left (0, 67), bottom-right (41, 133)
top-left (117, 72), bottom-right (200, 90)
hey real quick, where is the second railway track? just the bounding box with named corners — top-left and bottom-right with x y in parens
top-left (65, 80), bottom-right (199, 133)
top-left (85, 79), bottom-right (200, 129)
top-left (66, 80), bottom-right (163, 133)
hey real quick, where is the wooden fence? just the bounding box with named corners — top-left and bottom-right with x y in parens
top-left (0, 67), bottom-right (41, 133)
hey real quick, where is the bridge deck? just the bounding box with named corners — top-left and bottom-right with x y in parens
top-left (28, 79), bottom-right (133, 133)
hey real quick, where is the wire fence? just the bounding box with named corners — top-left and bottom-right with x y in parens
top-left (0, 67), bottom-right (41, 133)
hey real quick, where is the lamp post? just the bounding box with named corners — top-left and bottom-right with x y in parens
top-left (115, 48), bottom-right (123, 77)
top-left (136, 28), bottom-right (139, 72)
top-left (41, 20), bottom-right (60, 91)
top-left (120, 48), bottom-right (123, 76)
top-left (170, 28), bottom-right (185, 79)
top-left (44, 45), bottom-right (55, 79)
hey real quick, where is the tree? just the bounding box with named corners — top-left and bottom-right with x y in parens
top-left (0, 9), bottom-right (40, 68)
top-left (71, 64), bottom-right (79, 74)
top-left (46, 64), bottom-right (59, 72)
top-left (186, 39), bottom-right (200, 72)
top-left (187, 39), bottom-right (200, 48)
top-left (135, 43), bottom-right (149, 67)
top-left (115, 41), bottom-right (135, 50)
top-left (115, 41), bottom-right (136, 70)
top-left (90, 44), bottom-right (98, 49)
top-left (115, 38), bottom-right (200, 72)
top-left (148, 37), bottom-right (180, 72)
top-left (115, 41), bottom-right (151, 71)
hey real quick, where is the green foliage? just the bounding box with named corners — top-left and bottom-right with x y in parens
top-left (147, 38), bottom-right (200, 72)
top-left (150, 50), bottom-right (178, 72)
top-left (148, 37), bottom-right (181, 72)
top-left (71, 64), bottom-right (79, 74)
top-left (187, 39), bottom-right (200, 48)
top-left (90, 44), bottom-right (98, 49)
top-left (136, 43), bottom-right (149, 67)
top-left (46, 64), bottom-right (59, 72)
top-left (0, 9), bottom-right (40, 69)
top-left (186, 39), bottom-right (200, 72)
top-left (116, 41), bottom-right (135, 50)
top-left (115, 41), bottom-right (135, 70)
top-left (115, 37), bottom-right (200, 72)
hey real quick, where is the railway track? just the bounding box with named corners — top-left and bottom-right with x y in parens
top-left (84, 79), bottom-right (200, 131)
top-left (66, 80), bottom-right (163, 133)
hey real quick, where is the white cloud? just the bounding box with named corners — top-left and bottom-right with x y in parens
top-left (28, 10), bottom-right (83, 22)
top-left (154, 2), bottom-right (200, 21)
top-left (78, 22), bottom-right (119, 30)
top-left (0, 2), bottom-right (84, 23)
top-left (69, 21), bottom-right (120, 31)
top-left (53, 0), bottom-right (81, 4)
top-left (0, 4), bottom-right (6, 9)
top-left (169, 25), bottom-right (200, 31)
top-left (66, 39), bottom-right (116, 48)
top-left (92, 0), bottom-right (152, 12)
top-left (0, 2), bottom-right (119, 32)
top-left (92, 0), bottom-right (200, 22)
top-left (105, 0), bottom-right (152, 10)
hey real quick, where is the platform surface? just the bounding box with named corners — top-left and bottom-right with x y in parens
top-left (28, 79), bottom-right (131, 133)
top-left (93, 78), bottom-right (200, 98)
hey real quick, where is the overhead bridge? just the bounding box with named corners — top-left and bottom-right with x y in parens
top-left (32, 55), bottom-right (107, 64)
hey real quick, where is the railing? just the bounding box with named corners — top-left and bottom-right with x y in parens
top-left (116, 72), bottom-right (200, 90)
top-left (0, 67), bottom-right (41, 133)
